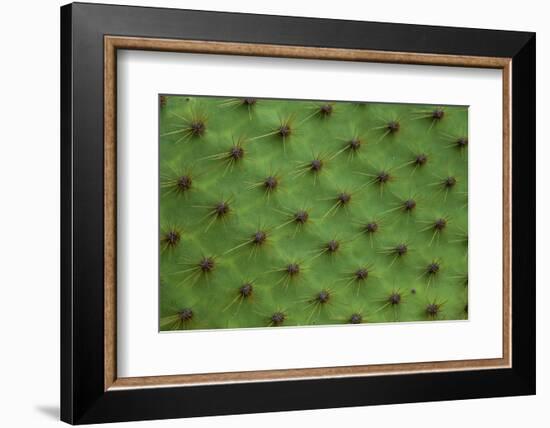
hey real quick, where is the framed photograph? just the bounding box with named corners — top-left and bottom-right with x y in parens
top-left (60, 2), bottom-right (535, 424)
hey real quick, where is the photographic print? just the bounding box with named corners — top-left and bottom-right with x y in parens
top-left (159, 95), bottom-right (468, 331)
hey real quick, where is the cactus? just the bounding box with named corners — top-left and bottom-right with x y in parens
top-left (159, 95), bottom-right (468, 330)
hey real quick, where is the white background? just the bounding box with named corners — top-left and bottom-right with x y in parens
top-left (0, 0), bottom-right (546, 427)
top-left (118, 51), bottom-right (502, 377)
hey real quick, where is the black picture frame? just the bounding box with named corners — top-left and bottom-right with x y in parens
top-left (61, 2), bottom-right (535, 424)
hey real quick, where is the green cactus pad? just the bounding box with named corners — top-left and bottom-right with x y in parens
top-left (159, 94), bottom-right (468, 331)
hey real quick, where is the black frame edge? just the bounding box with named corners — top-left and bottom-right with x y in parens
top-left (60, 3), bottom-right (74, 425)
top-left (71, 1), bottom-right (534, 57)
top-left (510, 33), bottom-right (536, 393)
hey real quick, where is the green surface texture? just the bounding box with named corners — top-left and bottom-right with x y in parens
top-left (159, 95), bottom-right (468, 331)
